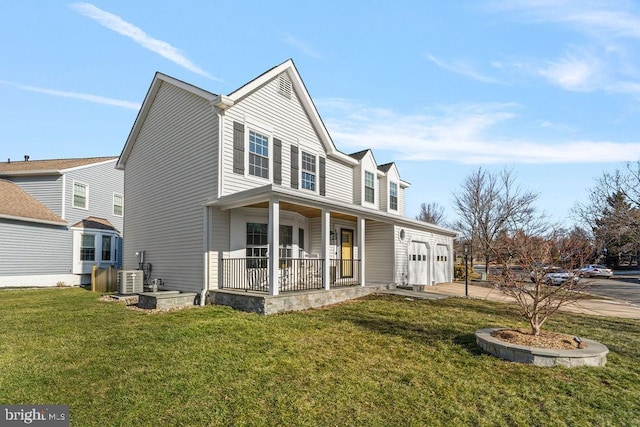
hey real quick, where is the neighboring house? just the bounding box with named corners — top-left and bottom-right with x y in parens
top-left (117, 59), bottom-right (457, 310)
top-left (0, 157), bottom-right (123, 287)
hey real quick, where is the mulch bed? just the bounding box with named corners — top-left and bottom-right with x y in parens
top-left (491, 329), bottom-right (587, 350)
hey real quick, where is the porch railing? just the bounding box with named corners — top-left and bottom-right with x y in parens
top-left (329, 259), bottom-right (360, 287)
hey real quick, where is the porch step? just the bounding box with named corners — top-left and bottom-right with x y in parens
top-left (138, 291), bottom-right (198, 310)
top-left (397, 285), bottom-right (429, 292)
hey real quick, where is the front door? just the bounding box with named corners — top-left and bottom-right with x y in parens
top-left (341, 229), bottom-right (353, 278)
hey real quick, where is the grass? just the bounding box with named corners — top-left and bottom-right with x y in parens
top-left (1, 288), bottom-right (639, 426)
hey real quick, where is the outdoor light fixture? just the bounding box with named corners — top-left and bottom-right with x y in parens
top-left (463, 243), bottom-right (469, 298)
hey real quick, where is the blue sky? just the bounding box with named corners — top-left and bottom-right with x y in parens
top-left (2, 1), bottom-right (640, 226)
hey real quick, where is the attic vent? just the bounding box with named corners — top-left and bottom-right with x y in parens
top-left (278, 73), bottom-right (292, 99)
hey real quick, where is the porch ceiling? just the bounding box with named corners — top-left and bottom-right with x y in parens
top-left (247, 201), bottom-right (357, 222)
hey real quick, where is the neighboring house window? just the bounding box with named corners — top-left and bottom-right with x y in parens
top-left (246, 223), bottom-right (268, 268)
top-left (102, 235), bottom-right (112, 261)
top-left (301, 151), bottom-right (316, 191)
top-left (389, 182), bottom-right (398, 211)
top-left (248, 130), bottom-right (269, 179)
top-left (280, 225), bottom-right (293, 267)
top-left (113, 193), bottom-right (124, 216)
top-left (73, 182), bottom-right (88, 209)
top-left (80, 234), bottom-right (95, 261)
top-left (364, 171), bottom-right (375, 203)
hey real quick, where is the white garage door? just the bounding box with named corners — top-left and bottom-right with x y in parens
top-left (434, 244), bottom-right (449, 284)
top-left (408, 241), bottom-right (429, 285)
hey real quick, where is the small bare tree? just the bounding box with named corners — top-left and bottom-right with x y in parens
top-left (490, 227), bottom-right (591, 336)
top-left (416, 202), bottom-right (446, 225)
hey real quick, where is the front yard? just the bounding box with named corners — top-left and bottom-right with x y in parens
top-left (1, 288), bottom-right (638, 426)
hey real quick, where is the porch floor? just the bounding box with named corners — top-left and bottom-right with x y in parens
top-left (208, 284), bottom-right (393, 315)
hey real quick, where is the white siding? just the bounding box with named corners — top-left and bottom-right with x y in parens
top-left (0, 219), bottom-right (70, 276)
top-left (379, 178), bottom-right (388, 212)
top-left (64, 160), bottom-right (123, 232)
top-left (9, 175), bottom-right (63, 216)
top-left (399, 186), bottom-right (406, 217)
top-left (364, 221), bottom-right (395, 284)
top-left (208, 207), bottom-right (230, 290)
top-left (221, 75), bottom-right (327, 196)
top-left (325, 158), bottom-right (353, 203)
top-left (359, 153), bottom-right (379, 209)
top-left (123, 82), bottom-right (218, 294)
top-left (394, 225), bottom-right (454, 284)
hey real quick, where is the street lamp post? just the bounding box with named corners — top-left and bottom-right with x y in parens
top-left (463, 243), bottom-right (469, 298)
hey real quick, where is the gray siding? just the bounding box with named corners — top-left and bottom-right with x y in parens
top-left (365, 221), bottom-right (394, 284)
top-left (64, 160), bottom-right (123, 232)
top-left (123, 82), bottom-right (218, 294)
top-left (9, 175), bottom-right (63, 216)
top-left (221, 76), bottom-right (326, 196)
top-left (0, 219), bottom-right (70, 275)
top-left (325, 158), bottom-right (353, 203)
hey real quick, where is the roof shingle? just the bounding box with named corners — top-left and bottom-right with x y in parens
top-left (0, 179), bottom-right (66, 225)
top-left (0, 157), bottom-right (118, 174)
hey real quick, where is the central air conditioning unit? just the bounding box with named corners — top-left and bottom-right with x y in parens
top-left (118, 270), bottom-right (143, 294)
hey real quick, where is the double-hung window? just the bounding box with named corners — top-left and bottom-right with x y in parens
top-left (248, 130), bottom-right (269, 179)
top-left (80, 234), bottom-right (95, 261)
top-left (73, 182), bottom-right (88, 209)
top-left (246, 223), bottom-right (268, 268)
top-left (389, 182), bottom-right (398, 211)
top-left (113, 193), bottom-right (123, 216)
top-left (301, 151), bottom-right (316, 191)
top-left (364, 171), bottom-right (375, 204)
top-left (279, 225), bottom-right (293, 267)
top-left (101, 235), bottom-right (112, 261)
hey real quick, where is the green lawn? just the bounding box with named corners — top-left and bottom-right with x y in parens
top-left (1, 288), bottom-right (639, 426)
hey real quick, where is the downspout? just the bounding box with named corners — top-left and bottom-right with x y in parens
top-left (201, 205), bottom-right (210, 306)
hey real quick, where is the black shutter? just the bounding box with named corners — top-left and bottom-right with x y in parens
top-left (290, 145), bottom-right (299, 189)
top-left (233, 121), bottom-right (244, 174)
top-left (319, 157), bottom-right (326, 196)
top-left (273, 138), bottom-right (282, 185)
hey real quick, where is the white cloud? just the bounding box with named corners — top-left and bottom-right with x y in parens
top-left (282, 34), bottom-right (323, 59)
top-left (0, 80), bottom-right (140, 109)
top-left (537, 53), bottom-right (601, 91)
top-left (70, 2), bottom-right (217, 80)
top-left (427, 54), bottom-right (503, 84)
top-left (317, 98), bottom-right (640, 164)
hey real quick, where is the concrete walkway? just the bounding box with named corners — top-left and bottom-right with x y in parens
top-left (382, 282), bottom-right (640, 320)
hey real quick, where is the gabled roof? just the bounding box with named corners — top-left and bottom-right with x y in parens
top-left (0, 157), bottom-right (118, 176)
top-left (0, 179), bottom-right (67, 226)
top-left (117, 59), bottom-right (359, 170)
top-left (71, 216), bottom-right (119, 233)
top-left (377, 162), bottom-right (394, 173)
top-left (349, 149), bottom-right (370, 161)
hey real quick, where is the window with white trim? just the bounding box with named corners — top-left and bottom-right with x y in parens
top-left (248, 130), bottom-right (269, 179)
top-left (389, 182), bottom-right (398, 211)
top-left (73, 182), bottom-right (88, 209)
top-left (113, 193), bottom-right (123, 216)
top-left (279, 225), bottom-right (293, 267)
top-left (80, 234), bottom-right (95, 261)
top-left (301, 151), bottom-right (316, 191)
top-left (101, 235), bottom-right (112, 261)
top-left (246, 223), bottom-right (268, 268)
top-left (364, 171), bottom-right (375, 203)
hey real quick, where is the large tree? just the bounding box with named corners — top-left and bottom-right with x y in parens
top-left (415, 202), bottom-right (446, 225)
top-left (452, 167), bottom-right (540, 273)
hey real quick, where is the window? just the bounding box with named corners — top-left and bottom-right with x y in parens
top-left (301, 151), bottom-right (316, 191)
top-left (80, 234), bottom-right (95, 261)
top-left (364, 171), bottom-right (375, 203)
top-left (73, 182), bottom-right (88, 209)
top-left (102, 235), bottom-right (112, 261)
top-left (246, 223), bottom-right (268, 268)
top-left (113, 193), bottom-right (123, 216)
top-left (280, 225), bottom-right (293, 267)
top-left (248, 130), bottom-right (269, 179)
top-left (298, 228), bottom-right (305, 257)
top-left (389, 182), bottom-right (398, 211)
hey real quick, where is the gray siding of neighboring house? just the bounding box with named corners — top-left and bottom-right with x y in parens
top-left (64, 160), bottom-right (123, 232)
top-left (123, 82), bottom-right (218, 294)
top-left (221, 75), bottom-right (327, 196)
top-left (9, 175), bottom-right (64, 216)
top-left (364, 221), bottom-right (395, 285)
top-left (0, 219), bottom-right (71, 275)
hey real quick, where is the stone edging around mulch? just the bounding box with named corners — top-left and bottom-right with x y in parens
top-left (475, 328), bottom-right (609, 368)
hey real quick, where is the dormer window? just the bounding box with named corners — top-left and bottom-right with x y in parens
top-left (364, 171), bottom-right (375, 203)
top-left (389, 182), bottom-right (398, 211)
top-left (248, 130), bottom-right (269, 179)
top-left (301, 151), bottom-right (316, 191)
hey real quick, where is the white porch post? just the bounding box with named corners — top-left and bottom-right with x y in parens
top-left (321, 209), bottom-right (331, 290)
top-left (268, 199), bottom-right (280, 296)
top-left (357, 216), bottom-right (365, 287)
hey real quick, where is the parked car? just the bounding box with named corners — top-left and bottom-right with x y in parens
top-left (530, 266), bottom-right (577, 285)
top-left (576, 264), bottom-right (613, 278)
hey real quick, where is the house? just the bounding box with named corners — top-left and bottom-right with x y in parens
top-left (0, 157), bottom-right (124, 287)
top-left (117, 59), bottom-right (457, 313)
